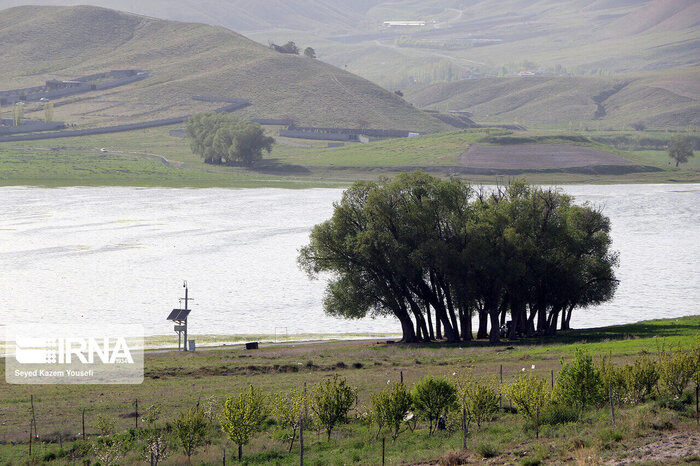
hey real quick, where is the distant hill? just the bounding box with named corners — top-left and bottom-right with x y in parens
top-left (0, 0), bottom-right (383, 33)
top-left (6, 0), bottom-right (698, 83)
top-left (0, 5), bottom-right (447, 132)
top-left (404, 69), bottom-right (700, 129)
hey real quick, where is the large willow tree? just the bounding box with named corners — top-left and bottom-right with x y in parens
top-left (185, 112), bottom-right (274, 167)
top-left (298, 172), bottom-right (618, 343)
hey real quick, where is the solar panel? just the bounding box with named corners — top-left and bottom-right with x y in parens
top-left (167, 309), bottom-right (191, 321)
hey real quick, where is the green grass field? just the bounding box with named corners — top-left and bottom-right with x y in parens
top-left (2, 126), bottom-right (697, 187)
top-left (1, 315), bottom-right (699, 464)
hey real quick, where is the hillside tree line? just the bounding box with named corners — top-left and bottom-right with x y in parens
top-left (299, 172), bottom-right (618, 343)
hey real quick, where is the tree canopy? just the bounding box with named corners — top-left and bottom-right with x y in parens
top-left (298, 172), bottom-right (618, 343)
top-left (269, 41), bottom-right (300, 54)
top-left (668, 136), bottom-right (695, 167)
top-left (304, 47), bottom-right (316, 59)
top-left (185, 113), bottom-right (274, 167)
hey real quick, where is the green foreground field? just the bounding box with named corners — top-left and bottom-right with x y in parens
top-left (1, 315), bottom-right (699, 464)
top-left (0, 126), bottom-right (698, 188)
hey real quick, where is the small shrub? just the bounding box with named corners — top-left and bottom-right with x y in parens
top-left (539, 402), bottom-right (579, 425)
top-left (140, 404), bottom-right (161, 429)
top-left (598, 355), bottom-right (626, 404)
top-left (503, 373), bottom-right (550, 423)
top-left (95, 414), bottom-right (115, 437)
top-left (220, 385), bottom-right (268, 460)
top-left (658, 347), bottom-right (695, 398)
top-left (621, 354), bottom-right (659, 403)
top-left (553, 349), bottom-right (603, 413)
top-left (273, 388), bottom-right (308, 452)
top-left (656, 390), bottom-right (693, 412)
top-left (439, 450), bottom-right (468, 465)
top-left (173, 406), bottom-right (207, 461)
top-left (598, 428), bottom-right (624, 450)
top-left (411, 375), bottom-right (458, 435)
top-left (456, 373), bottom-right (499, 433)
top-left (370, 382), bottom-right (413, 440)
top-left (477, 442), bottom-right (498, 458)
top-left (69, 440), bottom-right (92, 458)
top-left (312, 374), bottom-right (357, 440)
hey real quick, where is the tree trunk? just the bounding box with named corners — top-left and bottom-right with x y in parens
top-left (424, 301), bottom-right (435, 340)
top-left (459, 305), bottom-right (472, 341)
top-left (509, 300), bottom-right (524, 341)
top-left (562, 304), bottom-right (575, 330)
top-left (477, 308), bottom-right (488, 339)
top-left (407, 296), bottom-right (430, 342)
top-left (545, 307), bottom-right (560, 336)
top-left (536, 304), bottom-right (547, 332)
top-left (289, 428), bottom-right (297, 452)
top-left (489, 308), bottom-right (500, 343)
top-left (396, 308), bottom-right (417, 343)
top-left (442, 283), bottom-right (461, 338)
top-left (238, 444), bottom-right (242, 461)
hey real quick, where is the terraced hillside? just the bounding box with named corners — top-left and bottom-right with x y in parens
top-left (0, 6), bottom-right (447, 132)
top-left (404, 68), bottom-right (700, 129)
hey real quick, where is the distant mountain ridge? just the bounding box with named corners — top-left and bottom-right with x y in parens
top-left (0, 5), bottom-right (447, 131)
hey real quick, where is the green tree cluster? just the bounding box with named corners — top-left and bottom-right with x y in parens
top-left (185, 113), bottom-right (274, 167)
top-left (299, 172), bottom-right (618, 343)
top-left (370, 381), bottom-right (413, 440)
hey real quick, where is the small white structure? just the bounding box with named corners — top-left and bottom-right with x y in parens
top-left (383, 20), bottom-right (426, 27)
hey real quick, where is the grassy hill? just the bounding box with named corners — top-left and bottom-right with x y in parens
top-left (404, 68), bottom-right (700, 129)
top-left (0, 0), bottom-right (384, 33)
top-left (0, 5), bottom-right (448, 132)
top-left (4, 1), bottom-right (698, 130)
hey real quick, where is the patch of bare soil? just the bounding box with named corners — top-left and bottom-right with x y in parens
top-left (460, 144), bottom-right (635, 170)
top-left (607, 429), bottom-right (700, 465)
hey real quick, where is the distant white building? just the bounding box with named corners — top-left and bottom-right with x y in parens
top-left (383, 21), bottom-right (426, 27)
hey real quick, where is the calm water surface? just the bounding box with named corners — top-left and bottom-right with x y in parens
top-left (0, 185), bottom-right (697, 337)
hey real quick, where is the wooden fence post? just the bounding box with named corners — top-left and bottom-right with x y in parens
top-left (82, 408), bottom-right (86, 441)
top-left (135, 398), bottom-right (139, 430)
top-left (30, 394), bottom-right (37, 439)
top-left (300, 382), bottom-right (306, 466)
top-left (535, 405), bottom-right (540, 439)
top-left (382, 437), bottom-right (385, 466)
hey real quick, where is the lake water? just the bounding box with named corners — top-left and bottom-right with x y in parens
top-left (0, 185), bottom-right (698, 339)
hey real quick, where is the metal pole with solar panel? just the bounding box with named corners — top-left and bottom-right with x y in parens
top-left (166, 281), bottom-right (193, 351)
